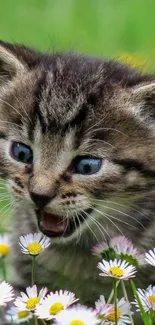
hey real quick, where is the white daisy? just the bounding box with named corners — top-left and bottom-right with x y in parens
top-left (98, 259), bottom-right (136, 280)
top-left (92, 236), bottom-right (144, 265)
top-left (19, 232), bottom-right (51, 255)
top-left (95, 295), bottom-right (115, 319)
top-left (95, 295), bottom-right (131, 325)
top-left (134, 285), bottom-right (155, 312)
top-left (110, 235), bottom-right (145, 265)
top-left (133, 288), bottom-right (149, 312)
top-left (110, 236), bottom-right (135, 254)
top-left (96, 304), bottom-right (112, 320)
top-left (95, 295), bottom-right (107, 311)
top-left (145, 285), bottom-right (155, 310)
top-left (102, 298), bottom-right (131, 325)
top-left (6, 306), bottom-right (33, 324)
top-left (0, 233), bottom-right (10, 256)
top-left (0, 281), bottom-right (14, 306)
top-left (92, 242), bottom-right (109, 257)
top-left (145, 248), bottom-right (155, 266)
top-left (35, 290), bottom-right (79, 320)
top-left (53, 305), bottom-right (98, 325)
top-left (14, 285), bottom-right (48, 311)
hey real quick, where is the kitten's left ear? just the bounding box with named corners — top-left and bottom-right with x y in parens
top-left (131, 82), bottom-right (155, 121)
top-left (0, 44), bottom-right (26, 85)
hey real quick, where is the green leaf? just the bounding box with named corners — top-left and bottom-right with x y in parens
top-left (101, 248), bottom-right (116, 260)
top-left (119, 253), bottom-right (138, 266)
top-left (130, 280), bottom-right (152, 325)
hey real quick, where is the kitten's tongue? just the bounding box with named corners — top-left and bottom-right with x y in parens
top-left (40, 212), bottom-right (67, 233)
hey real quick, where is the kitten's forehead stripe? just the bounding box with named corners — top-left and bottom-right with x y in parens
top-left (0, 132), bottom-right (7, 139)
top-left (113, 158), bottom-right (155, 178)
top-left (30, 70), bottom-right (48, 139)
top-left (53, 102), bottom-right (89, 138)
top-left (32, 59), bottom-right (90, 138)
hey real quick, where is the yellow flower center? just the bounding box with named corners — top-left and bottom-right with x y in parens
top-left (70, 321), bottom-right (85, 325)
top-left (109, 266), bottom-right (124, 277)
top-left (17, 310), bottom-right (30, 319)
top-left (0, 243), bottom-right (10, 256)
top-left (49, 302), bottom-right (64, 315)
top-left (27, 242), bottom-right (42, 254)
top-left (106, 307), bottom-right (121, 322)
top-left (26, 297), bottom-right (40, 309)
top-left (148, 295), bottom-right (155, 303)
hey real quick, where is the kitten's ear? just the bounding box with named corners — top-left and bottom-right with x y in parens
top-left (0, 40), bottom-right (41, 85)
top-left (0, 44), bottom-right (26, 85)
top-left (131, 82), bottom-right (155, 121)
top-left (0, 40), bottom-right (40, 69)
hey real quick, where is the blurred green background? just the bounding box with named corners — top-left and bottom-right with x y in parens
top-left (1, 0), bottom-right (155, 227)
top-left (0, 0), bottom-right (155, 69)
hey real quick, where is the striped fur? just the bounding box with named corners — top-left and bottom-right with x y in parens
top-left (1, 42), bottom-right (155, 323)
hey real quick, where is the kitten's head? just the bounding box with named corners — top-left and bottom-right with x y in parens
top-left (0, 41), bottom-right (155, 241)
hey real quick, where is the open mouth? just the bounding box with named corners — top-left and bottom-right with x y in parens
top-left (36, 209), bottom-right (92, 238)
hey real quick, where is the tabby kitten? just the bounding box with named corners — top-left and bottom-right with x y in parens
top-left (0, 41), bottom-right (155, 316)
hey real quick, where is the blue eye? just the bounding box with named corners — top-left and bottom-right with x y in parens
top-left (11, 142), bottom-right (33, 164)
top-left (73, 156), bottom-right (102, 175)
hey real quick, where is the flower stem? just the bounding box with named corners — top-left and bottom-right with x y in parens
top-left (11, 315), bottom-right (14, 325)
top-left (108, 280), bottom-right (120, 303)
top-left (34, 315), bottom-right (38, 325)
top-left (41, 320), bottom-right (47, 325)
top-left (113, 279), bottom-right (118, 325)
top-left (121, 280), bottom-right (135, 325)
top-left (31, 255), bottom-right (36, 286)
top-left (1, 256), bottom-right (7, 280)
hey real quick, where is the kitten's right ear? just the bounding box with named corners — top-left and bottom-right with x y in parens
top-left (0, 44), bottom-right (26, 85)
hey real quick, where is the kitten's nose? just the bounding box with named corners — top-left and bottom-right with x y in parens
top-left (30, 191), bottom-right (55, 207)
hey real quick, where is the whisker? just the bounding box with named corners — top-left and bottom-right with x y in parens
top-left (100, 209), bottom-right (136, 229)
top-left (0, 99), bottom-right (27, 123)
top-left (89, 199), bottom-right (146, 230)
top-left (0, 201), bottom-right (13, 224)
top-left (90, 198), bottom-right (151, 221)
top-left (86, 127), bottom-right (127, 137)
top-left (85, 118), bottom-right (127, 136)
top-left (1, 203), bottom-right (13, 218)
top-left (0, 193), bottom-right (11, 197)
top-left (90, 205), bottom-right (125, 236)
top-left (0, 120), bottom-right (29, 140)
top-left (0, 190), bottom-right (11, 194)
top-left (78, 211), bottom-right (99, 243)
top-left (11, 93), bottom-right (33, 125)
top-left (72, 214), bottom-right (77, 242)
top-left (85, 119), bottom-right (107, 134)
top-left (82, 208), bottom-right (109, 242)
top-left (0, 185), bottom-right (6, 188)
top-left (0, 120), bottom-right (23, 130)
top-left (84, 138), bottom-right (115, 149)
top-left (0, 203), bottom-right (16, 229)
top-left (0, 188), bottom-right (8, 191)
top-left (0, 198), bottom-right (11, 202)
top-left (60, 211), bottom-right (69, 239)
top-left (0, 191), bottom-right (11, 193)
top-left (75, 211), bottom-right (82, 244)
